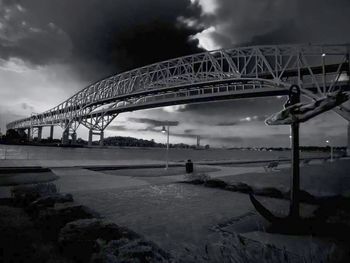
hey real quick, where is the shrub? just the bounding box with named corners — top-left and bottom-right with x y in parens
top-left (204, 179), bottom-right (227, 188)
top-left (91, 238), bottom-right (173, 263)
top-left (11, 183), bottom-right (58, 206)
top-left (185, 173), bottom-right (210, 183)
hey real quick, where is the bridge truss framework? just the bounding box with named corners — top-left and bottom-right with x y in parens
top-left (6, 44), bottom-right (350, 150)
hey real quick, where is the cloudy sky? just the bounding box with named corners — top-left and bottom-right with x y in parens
top-left (0, 0), bottom-right (349, 147)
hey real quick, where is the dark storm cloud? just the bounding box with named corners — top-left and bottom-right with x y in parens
top-left (171, 132), bottom-right (198, 139)
top-left (211, 136), bottom-right (243, 144)
top-left (1, 0), bottom-right (203, 81)
top-left (181, 98), bottom-right (284, 121)
top-left (20, 102), bottom-right (34, 111)
top-left (0, 0), bottom-right (72, 65)
top-left (184, 129), bottom-right (196, 134)
top-left (137, 127), bottom-right (158, 132)
top-left (106, 125), bottom-right (128, 131)
top-left (2, 0), bottom-right (348, 147)
top-left (216, 121), bottom-right (238, 126)
top-left (248, 21), bottom-right (301, 46)
top-left (220, 115), bottom-right (268, 125)
top-left (266, 133), bottom-right (290, 140)
top-left (134, 126), bottom-right (198, 140)
top-left (128, 118), bottom-right (179, 127)
top-left (193, 0), bottom-right (350, 48)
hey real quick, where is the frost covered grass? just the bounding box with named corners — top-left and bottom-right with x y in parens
top-left (178, 232), bottom-right (342, 263)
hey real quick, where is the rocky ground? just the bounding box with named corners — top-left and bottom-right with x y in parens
top-left (0, 158), bottom-right (350, 262)
top-left (0, 200), bottom-right (74, 263)
top-left (1, 183), bottom-right (173, 263)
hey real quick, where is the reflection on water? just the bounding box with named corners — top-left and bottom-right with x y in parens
top-left (0, 144), bottom-right (327, 161)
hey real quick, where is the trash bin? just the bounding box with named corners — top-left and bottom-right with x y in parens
top-left (185, 159), bottom-right (193, 173)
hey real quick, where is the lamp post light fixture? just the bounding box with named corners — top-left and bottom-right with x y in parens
top-left (326, 140), bottom-right (333, 162)
top-left (161, 125), bottom-right (170, 170)
top-left (322, 53), bottom-right (326, 93)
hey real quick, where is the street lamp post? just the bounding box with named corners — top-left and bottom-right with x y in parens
top-left (161, 125), bottom-right (170, 169)
top-left (326, 140), bottom-right (333, 162)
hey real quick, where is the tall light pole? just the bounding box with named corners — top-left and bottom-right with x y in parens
top-left (326, 140), bottom-right (333, 162)
top-left (161, 125), bottom-right (170, 170)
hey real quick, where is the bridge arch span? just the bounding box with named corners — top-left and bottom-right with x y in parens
top-left (6, 44), bottom-right (350, 146)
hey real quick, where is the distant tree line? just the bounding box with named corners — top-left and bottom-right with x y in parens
top-left (101, 136), bottom-right (207, 149)
top-left (0, 129), bottom-right (61, 145)
top-left (0, 130), bottom-right (207, 149)
top-left (0, 129), bottom-right (28, 144)
top-left (74, 136), bottom-right (207, 149)
top-left (0, 129), bottom-right (345, 152)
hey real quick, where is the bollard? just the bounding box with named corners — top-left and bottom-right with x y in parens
top-left (185, 159), bottom-right (193, 173)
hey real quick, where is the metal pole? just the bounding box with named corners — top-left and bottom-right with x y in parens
top-left (166, 125), bottom-right (169, 170)
top-left (289, 85), bottom-right (300, 220)
top-left (290, 122), bottom-right (300, 219)
top-left (322, 53), bottom-right (326, 94)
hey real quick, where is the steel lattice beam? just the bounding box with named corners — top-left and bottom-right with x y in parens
top-left (7, 44), bottom-right (350, 131)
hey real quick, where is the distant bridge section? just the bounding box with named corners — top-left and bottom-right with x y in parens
top-left (6, 44), bottom-right (350, 148)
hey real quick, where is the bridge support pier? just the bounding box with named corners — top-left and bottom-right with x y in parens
top-left (88, 129), bottom-right (93, 146)
top-left (37, 127), bottom-right (42, 142)
top-left (99, 131), bottom-right (104, 146)
top-left (88, 129), bottom-right (104, 147)
top-left (27, 128), bottom-right (32, 141)
top-left (17, 129), bottom-right (26, 138)
top-left (59, 120), bottom-right (80, 146)
top-left (61, 129), bottom-right (69, 145)
top-left (49, 126), bottom-right (54, 140)
top-left (71, 132), bottom-right (77, 145)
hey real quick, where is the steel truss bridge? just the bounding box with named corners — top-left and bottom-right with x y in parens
top-left (6, 44), bottom-right (350, 147)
